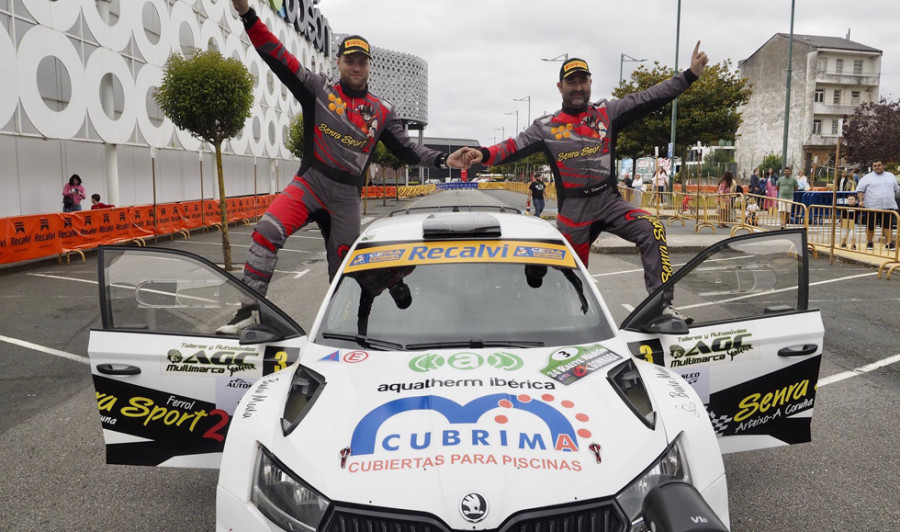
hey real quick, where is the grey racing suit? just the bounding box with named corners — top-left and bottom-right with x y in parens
top-left (240, 8), bottom-right (446, 292)
top-left (477, 70), bottom-right (698, 295)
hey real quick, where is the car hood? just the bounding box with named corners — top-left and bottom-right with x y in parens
top-left (266, 342), bottom-right (670, 528)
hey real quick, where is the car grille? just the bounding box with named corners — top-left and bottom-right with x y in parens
top-left (324, 500), bottom-right (627, 532)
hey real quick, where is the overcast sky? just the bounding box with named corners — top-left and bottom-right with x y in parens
top-left (320, 0), bottom-right (898, 146)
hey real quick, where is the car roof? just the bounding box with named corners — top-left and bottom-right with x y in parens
top-left (359, 208), bottom-right (565, 244)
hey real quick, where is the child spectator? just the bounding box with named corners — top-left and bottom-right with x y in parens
top-left (745, 197), bottom-right (759, 226)
top-left (90, 194), bottom-right (114, 209)
top-left (840, 195), bottom-right (858, 250)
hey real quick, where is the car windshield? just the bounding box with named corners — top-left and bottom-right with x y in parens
top-left (316, 261), bottom-right (614, 350)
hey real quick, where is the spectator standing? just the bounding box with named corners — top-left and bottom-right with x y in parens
top-left (90, 194), bottom-right (114, 209)
top-left (839, 195), bottom-right (858, 250)
top-left (528, 175), bottom-right (546, 218)
top-left (764, 168), bottom-right (778, 214)
top-left (622, 172), bottom-right (633, 201)
top-left (748, 167), bottom-right (762, 196)
top-left (651, 167), bottom-right (669, 206)
top-left (796, 170), bottom-right (810, 191)
top-left (856, 159), bottom-right (899, 251)
top-left (776, 167), bottom-right (799, 229)
top-left (715, 171), bottom-right (736, 227)
top-left (632, 172), bottom-right (644, 206)
top-left (62, 174), bottom-right (85, 212)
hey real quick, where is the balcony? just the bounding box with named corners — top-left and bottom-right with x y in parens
top-left (814, 71), bottom-right (880, 87)
top-left (813, 102), bottom-right (861, 116)
top-left (804, 133), bottom-right (839, 147)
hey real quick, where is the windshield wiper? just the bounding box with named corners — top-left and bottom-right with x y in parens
top-left (406, 340), bottom-right (545, 350)
top-left (321, 333), bottom-right (405, 351)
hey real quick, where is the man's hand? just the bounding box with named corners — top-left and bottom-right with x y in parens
top-left (447, 147), bottom-right (482, 169)
top-left (690, 40), bottom-right (708, 77)
top-left (232, 0), bottom-right (250, 16)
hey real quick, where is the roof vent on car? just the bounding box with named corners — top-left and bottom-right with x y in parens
top-left (422, 213), bottom-right (501, 239)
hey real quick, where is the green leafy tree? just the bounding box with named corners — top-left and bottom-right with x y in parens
top-left (613, 60), bottom-right (752, 187)
top-left (700, 148), bottom-right (736, 178)
top-left (760, 154), bottom-right (783, 175)
top-left (285, 113), bottom-right (304, 159)
top-left (155, 50), bottom-right (254, 270)
top-left (842, 98), bottom-right (900, 165)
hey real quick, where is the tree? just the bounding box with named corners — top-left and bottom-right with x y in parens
top-left (285, 113), bottom-right (304, 159)
top-left (842, 98), bottom-right (900, 165)
top-left (613, 60), bottom-right (752, 178)
top-left (155, 50), bottom-right (254, 271)
top-left (760, 154), bottom-right (783, 174)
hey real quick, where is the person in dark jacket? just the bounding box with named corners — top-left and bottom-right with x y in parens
top-left (462, 43), bottom-right (709, 321)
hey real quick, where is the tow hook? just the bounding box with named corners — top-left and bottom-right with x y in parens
top-left (340, 447), bottom-right (352, 469)
top-left (589, 442), bottom-right (602, 464)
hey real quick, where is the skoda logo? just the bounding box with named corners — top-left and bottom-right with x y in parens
top-left (459, 492), bottom-right (488, 523)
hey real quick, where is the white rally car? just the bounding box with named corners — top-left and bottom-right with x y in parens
top-left (88, 207), bottom-right (823, 532)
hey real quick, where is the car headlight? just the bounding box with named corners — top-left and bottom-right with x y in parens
top-left (615, 434), bottom-right (691, 532)
top-left (252, 446), bottom-right (330, 531)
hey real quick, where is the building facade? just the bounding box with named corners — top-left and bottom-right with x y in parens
top-left (735, 34), bottom-right (882, 179)
top-left (0, 1), bottom-right (437, 218)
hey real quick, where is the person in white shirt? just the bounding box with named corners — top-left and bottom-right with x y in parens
top-left (856, 159), bottom-right (899, 250)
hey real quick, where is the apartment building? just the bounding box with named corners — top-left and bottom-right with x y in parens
top-left (735, 34), bottom-right (882, 178)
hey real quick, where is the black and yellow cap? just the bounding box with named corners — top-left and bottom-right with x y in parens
top-left (338, 35), bottom-right (372, 58)
top-left (559, 58), bottom-right (591, 80)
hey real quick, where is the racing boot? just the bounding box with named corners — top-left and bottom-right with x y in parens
top-left (216, 304), bottom-right (258, 335)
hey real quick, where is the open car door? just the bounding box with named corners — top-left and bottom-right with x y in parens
top-left (618, 230), bottom-right (823, 453)
top-left (88, 246), bottom-right (307, 468)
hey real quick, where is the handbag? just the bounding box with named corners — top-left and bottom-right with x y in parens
top-left (63, 194), bottom-right (74, 206)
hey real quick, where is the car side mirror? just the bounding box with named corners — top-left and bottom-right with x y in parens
top-left (240, 323), bottom-right (284, 345)
top-left (641, 481), bottom-right (728, 532)
top-left (643, 316), bottom-right (689, 335)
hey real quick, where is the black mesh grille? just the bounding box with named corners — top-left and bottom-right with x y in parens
top-left (324, 500), bottom-right (626, 532)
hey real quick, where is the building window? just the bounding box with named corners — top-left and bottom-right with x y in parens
top-left (853, 59), bottom-right (863, 75)
top-left (851, 91), bottom-right (861, 105)
top-left (817, 58), bottom-right (827, 73)
top-left (835, 59), bottom-right (843, 73)
top-left (814, 89), bottom-right (824, 103)
top-left (831, 120), bottom-right (839, 135)
top-left (833, 89), bottom-right (841, 105)
top-left (812, 119), bottom-right (822, 134)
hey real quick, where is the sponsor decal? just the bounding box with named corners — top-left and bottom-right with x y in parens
top-left (652, 366), bottom-right (706, 418)
top-left (241, 375), bottom-right (280, 419)
top-left (319, 351), bottom-right (341, 362)
top-left (628, 338), bottom-right (665, 366)
top-left (540, 344), bottom-right (622, 385)
top-left (343, 240), bottom-right (576, 273)
top-left (408, 352), bottom-right (523, 373)
top-left (263, 345), bottom-right (300, 375)
top-left (706, 356), bottom-right (821, 444)
top-left (93, 376), bottom-right (229, 465)
top-left (664, 327), bottom-right (758, 368)
top-left (216, 377), bottom-right (254, 416)
top-left (345, 393), bottom-right (591, 474)
top-left (377, 377), bottom-right (555, 394)
top-left (343, 351), bottom-right (368, 363)
top-left (460, 493), bottom-right (488, 523)
top-left (164, 344), bottom-right (259, 377)
top-left (624, 210), bottom-right (672, 284)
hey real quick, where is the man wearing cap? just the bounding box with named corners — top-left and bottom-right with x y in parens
top-left (463, 43), bottom-right (708, 322)
top-left (220, 0), bottom-right (469, 334)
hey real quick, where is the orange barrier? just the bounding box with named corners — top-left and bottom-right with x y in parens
top-left (0, 195), bottom-right (276, 266)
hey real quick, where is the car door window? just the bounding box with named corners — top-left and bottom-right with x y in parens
top-left (623, 230), bottom-right (809, 330)
top-left (100, 247), bottom-right (302, 338)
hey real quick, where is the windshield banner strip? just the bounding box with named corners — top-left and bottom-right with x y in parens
top-left (344, 240), bottom-right (576, 273)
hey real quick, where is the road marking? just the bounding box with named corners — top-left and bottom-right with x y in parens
top-left (819, 353), bottom-right (900, 387)
top-left (621, 304), bottom-right (634, 311)
top-left (172, 240), bottom-right (315, 250)
top-left (0, 334), bottom-right (88, 364)
top-left (27, 273), bottom-right (97, 285)
top-left (680, 271), bottom-right (877, 310)
top-left (292, 268), bottom-right (310, 279)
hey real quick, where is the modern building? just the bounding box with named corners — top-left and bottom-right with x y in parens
top-left (0, 1), bottom-right (441, 218)
top-left (735, 33), bottom-right (882, 179)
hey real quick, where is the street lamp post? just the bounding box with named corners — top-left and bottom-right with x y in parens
top-left (781, 0), bottom-right (797, 173)
top-left (514, 96), bottom-right (531, 126)
top-left (505, 110), bottom-right (519, 136)
top-left (619, 53), bottom-right (647, 85)
top-left (541, 53), bottom-right (569, 63)
top-left (668, 0), bottom-right (682, 193)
